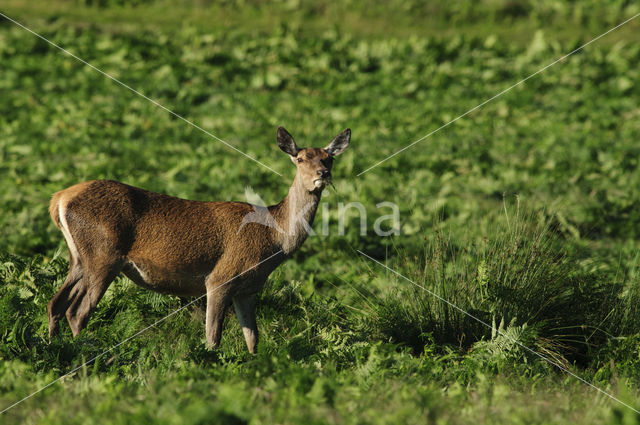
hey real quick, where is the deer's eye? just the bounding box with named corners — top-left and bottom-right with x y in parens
top-left (297, 157), bottom-right (303, 163)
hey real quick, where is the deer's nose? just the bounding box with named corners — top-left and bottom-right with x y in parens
top-left (317, 169), bottom-right (330, 178)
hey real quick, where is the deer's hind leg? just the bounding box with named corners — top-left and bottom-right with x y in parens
top-left (48, 199), bottom-right (85, 341)
top-left (48, 253), bottom-right (83, 341)
top-left (65, 260), bottom-right (122, 336)
top-left (50, 197), bottom-right (125, 338)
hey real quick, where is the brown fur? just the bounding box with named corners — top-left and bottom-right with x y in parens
top-left (47, 127), bottom-right (350, 353)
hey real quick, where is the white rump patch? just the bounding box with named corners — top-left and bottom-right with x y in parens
top-left (58, 201), bottom-right (80, 261)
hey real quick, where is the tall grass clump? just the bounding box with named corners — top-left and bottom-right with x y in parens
top-left (592, 253), bottom-right (640, 383)
top-left (611, 253), bottom-right (640, 336)
top-left (367, 205), bottom-right (617, 367)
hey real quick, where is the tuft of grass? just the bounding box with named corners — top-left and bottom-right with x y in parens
top-left (366, 205), bottom-right (619, 368)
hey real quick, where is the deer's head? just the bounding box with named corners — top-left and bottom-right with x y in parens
top-left (277, 127), bottom-right (351, 193)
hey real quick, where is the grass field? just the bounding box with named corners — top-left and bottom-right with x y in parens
top-left (2, 0), bottom-right (640, 423)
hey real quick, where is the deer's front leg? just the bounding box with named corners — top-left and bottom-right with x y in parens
top-left (233, 294), bottom-right (258, 354)
top-left (205, 278), bottom-right (231, 349)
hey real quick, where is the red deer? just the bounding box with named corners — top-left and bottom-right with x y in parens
top-left (47, 127), bottom-right (351, 353)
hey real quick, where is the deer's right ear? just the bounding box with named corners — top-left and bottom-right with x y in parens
top-left (277, 126), bottom-right (300, 157)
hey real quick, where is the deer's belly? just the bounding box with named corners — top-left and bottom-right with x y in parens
top-left (121, 260), bottom-right (208, 297)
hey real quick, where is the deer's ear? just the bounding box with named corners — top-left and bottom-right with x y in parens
top-left (277, 126), bottom-right (300, 157)
top-left (324, 128), bottom-right (351, 156)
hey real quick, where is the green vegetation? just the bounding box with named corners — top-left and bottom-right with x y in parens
top-left (1, 0), bottom-right (640, 423)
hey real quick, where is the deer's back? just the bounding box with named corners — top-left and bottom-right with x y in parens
top-left (54, 180), bottom-right (278, 294)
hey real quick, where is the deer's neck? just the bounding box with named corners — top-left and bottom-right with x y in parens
top-left (271, 174), bottom-right (322, 254)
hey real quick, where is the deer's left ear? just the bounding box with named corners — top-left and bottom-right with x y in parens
top-left (324, 128), bottom-right (351, 156)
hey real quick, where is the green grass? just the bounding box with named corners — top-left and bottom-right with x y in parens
top-left (2, 1), bottom-right (640, 423)
top-left (2, 0), bottom-right (640, 44)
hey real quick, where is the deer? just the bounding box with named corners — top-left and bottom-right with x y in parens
top-left (47, 126), bottom-right (350, 354)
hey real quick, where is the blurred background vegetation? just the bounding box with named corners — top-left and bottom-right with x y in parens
top-left (1, 1), bottom-right (640, 424)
